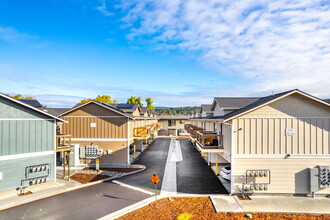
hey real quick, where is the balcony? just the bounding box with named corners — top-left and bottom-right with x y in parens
top-left (56, 134), bottom-right (72, 152)
top-left (187, 125), bottom-right (204, 137)
top-left (133, 126), bottom-right (151, 139)
top-left (196, 131), bottom-right (223, 150)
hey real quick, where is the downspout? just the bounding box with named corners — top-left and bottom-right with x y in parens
top-left (127, 118), bottom-right (130, 165)
top-left (53, 119), bottom-right (57, 183)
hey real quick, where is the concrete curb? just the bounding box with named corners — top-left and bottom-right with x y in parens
top-left (0, 165), bottom-right (146, 211)
top-left (66, 164), bottom-right (146, 191)
top-left (98, 194), bottom-right (230, 220)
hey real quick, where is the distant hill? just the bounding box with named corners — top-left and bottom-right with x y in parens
top-left (324, 99), bottom-right (330, 104)
top-left (155, 106), bottom-right (198, 115)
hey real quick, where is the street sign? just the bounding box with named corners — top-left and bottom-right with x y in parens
top-left (150, 173), bottom-right (160, 185)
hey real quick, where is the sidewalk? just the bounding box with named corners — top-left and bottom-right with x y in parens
top-left (211, 195), bottom-right (330, 214)
top-left (0, 167), bottom-right (84, 211)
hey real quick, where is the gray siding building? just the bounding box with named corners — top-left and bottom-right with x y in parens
top-left (0, 94), bottom-right (65, 191)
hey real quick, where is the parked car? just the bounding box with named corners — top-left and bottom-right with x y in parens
top-left (178, 129), bottom-right (189, 136)
top-left (220, 166), bottom-right (231, 181)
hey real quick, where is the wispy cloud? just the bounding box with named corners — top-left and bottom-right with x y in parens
top-left (115, 0), bottom-right (330, 98)
top-left (97, 0), bottom-right (113, 16)
top-left (0, 26), bottom-right (29, 42)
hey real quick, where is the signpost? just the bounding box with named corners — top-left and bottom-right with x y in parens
top-left (150, 173), bottom-right (160, 200)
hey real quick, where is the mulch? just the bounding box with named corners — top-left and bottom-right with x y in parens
top-left (117, 197), bottom-right (330, 220)
top-left (69, 167), bottom-right (142, 184)
top-left (70, 174), bottom-right (110, 184)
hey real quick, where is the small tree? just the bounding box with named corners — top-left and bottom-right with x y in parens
top-left (12, 94), bottom-right (35, 100)
top-left (145, 97), bottom-right (155, 110)
top-left (79, 95), bottom-right (118, 104)
top-left (127, 96), bottom-right (142, 106)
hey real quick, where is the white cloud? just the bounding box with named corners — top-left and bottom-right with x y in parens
top-left (0, 26), bottom-right (29, 41)
top-left (97, 0), bottom-right (113, 16)
top-left (116, 0), bottom-right (330, 98)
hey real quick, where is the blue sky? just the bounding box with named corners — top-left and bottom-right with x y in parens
top-left (0, 1), bottom-right (329, 107)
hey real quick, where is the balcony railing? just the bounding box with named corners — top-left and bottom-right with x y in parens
top-left (196, 131), bottom-right (223, 149)
top-left (186, 125), bottom-right (204, 137)
top-left (56, 134), bottom-right (72, 152)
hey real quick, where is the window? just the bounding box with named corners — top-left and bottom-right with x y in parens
top-left (179, 120), bottom-right (184, 124)
top-left (168, 120), bottom-right (172, 126)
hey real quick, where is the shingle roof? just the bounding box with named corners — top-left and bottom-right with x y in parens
top-left (223, 89), bottom-right (296, 121)
top-left (17, 99), bottom-right (43, 108)
top-left (200, 104), bottom-right (212, 112)
top-left (214, 97), bottom-right (260, 109)
top-left (42, 108), bottom-right (71, 116)
top-left (140, 107), bottom-right (148, 114)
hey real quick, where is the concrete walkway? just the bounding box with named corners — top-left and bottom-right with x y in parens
top-left (160, 138), bottom-right (183, 195)
top-left (211, 195), bottom-right (330, 214)
top-left (0, 171), bottom-right (83, 211)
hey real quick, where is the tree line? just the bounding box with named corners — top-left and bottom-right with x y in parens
top-left (155, 106), bottom-right (198, 115)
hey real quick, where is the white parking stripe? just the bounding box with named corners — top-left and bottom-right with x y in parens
top-left (112, 180), bottom-right (155, 195)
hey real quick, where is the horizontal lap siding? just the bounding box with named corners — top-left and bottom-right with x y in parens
top-left (0, 120), bottom-right (54, 156)
top-left (234, 118), bottom-right (330, 155)
top-left (233, 158), bottom-right (330, 194)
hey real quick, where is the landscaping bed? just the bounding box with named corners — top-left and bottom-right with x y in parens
top-left (117, 197), bottom-right (330, 220)
top-left (70, 167), bottom-right (142, 184)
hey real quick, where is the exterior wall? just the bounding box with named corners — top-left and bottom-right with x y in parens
top-left (0, 97), bottom-right (56, 191)
top-left (132, 108), bottom-right (140, 116)
top-left (61, 103), bottom-right (128, 139)
top-left (75, 141), bottom-right (128, 164)
top-left (232, 94), bottom-right (330, 156)
top-left (230, 93), bottom-right (330, 195)
top-left (233, 158), bottom-right (330, 194)
top-left (233, 117), bottom-right (330, 155)
top-left (62, 117), bottom-right (128, 139)
top-left (213, 104), bottom-right (224, 117)
top-left (0, 119), bottom-right (55, 156)
top-left (159, 119), bottom-right (186, 130)
top-left (0, 154), bottom-right (55, 191)
top-left (0, 97), bottom-right (49, 119)
top-left (61, 102), bottom-right (130, 164)
top-left (241, 93), bottom-right (330, 118)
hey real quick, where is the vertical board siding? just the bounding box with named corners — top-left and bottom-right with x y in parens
top-left (0, 120), bottom-right (55, 156)
top-left (234, 118), bottom-right (330, 155)
top-left (62, 117), bottom-right (128, 139)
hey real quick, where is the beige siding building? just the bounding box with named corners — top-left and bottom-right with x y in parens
top-left (189, 89), bottom-right (330, 196)
top-left (60, 101), bottom-right (134, 165)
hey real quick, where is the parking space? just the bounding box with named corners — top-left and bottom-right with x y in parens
top-left (177, 139), bottom-right (228, 194)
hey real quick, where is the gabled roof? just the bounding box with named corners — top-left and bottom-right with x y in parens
top-left (59, 101), bottom-right (134, 119)
top-left (0, 93), bottom-right (66, 122)
top-left (42, 107), bottom-right (72, 116)
top-left (211, 97), bottom-right (260, 111)
top-left (223, 89), bottom-right (330, 122)
top-left (17, 99), bottom-right (43, 108)
top-left (140, 107), bottom-right (148, 115)
top-left (200, 104), bottom-right (212, 113)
